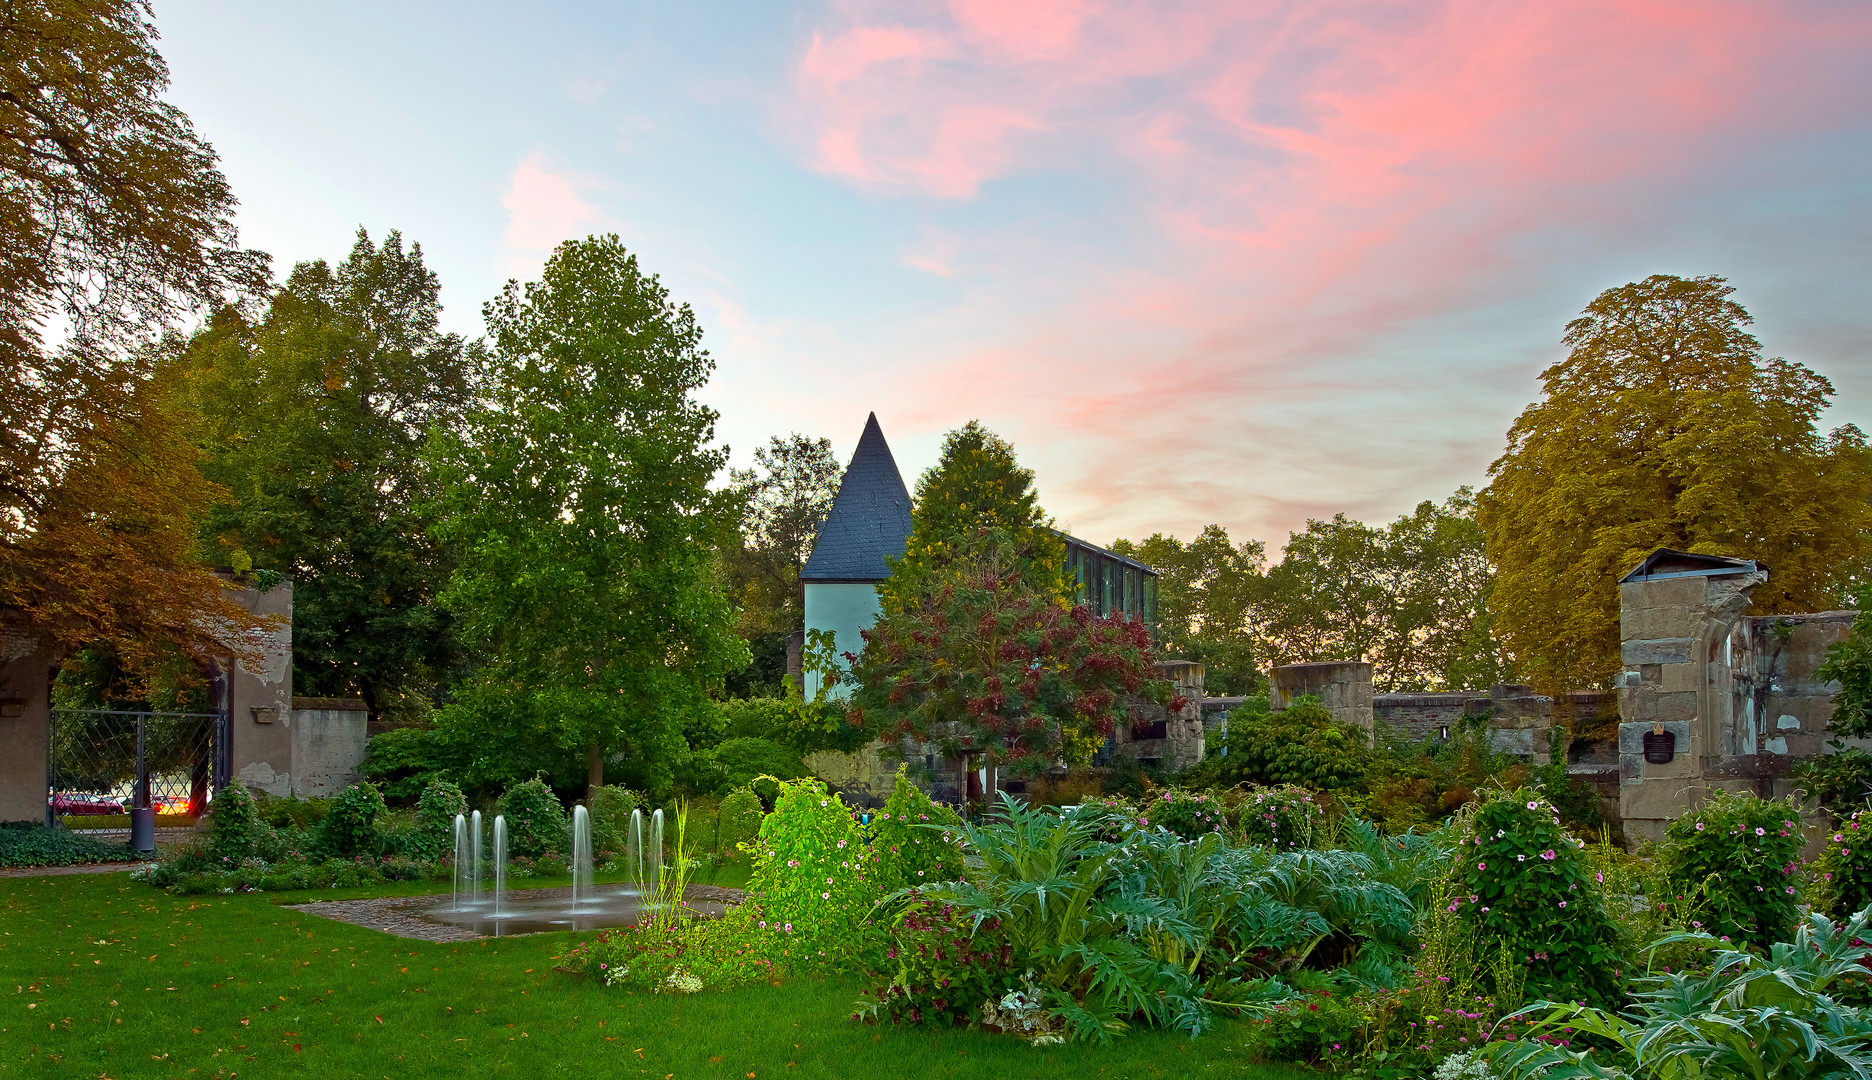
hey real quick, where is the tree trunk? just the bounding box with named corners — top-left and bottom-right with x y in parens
top-left (587, 741), bottom-right (603, 797)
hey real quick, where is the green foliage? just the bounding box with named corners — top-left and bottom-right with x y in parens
top-left (313, 782), bottom-right (386, 858)
top-left (1253, 491), bottom-right (1510, 693)
top-left (1817, 584), bottom-right (1872, 741)
top-left (588, 784), bottom-right (640, 856)
top-left (857, 899), bottom-right (1017, 1029)
top-left (1815, 808), bottom-right (1872, 918)
top-left (717, 787), bottom-right (765, 850)
top-left (687, 737), bottom-right (805, 796)
top-left (1240, 988), bottom-right (1361, 1065)
top-left (1456, 789), bottom-right (1623, 1008)
top-left (207, 778), bottom-right (260, 862)
top-left (746, 778), bottom-right (881, 963)
top-left (1479, 274), bottom-right (1872, 692)
top-left (427, 682), bottom-right (678, 798)
top-left (425, 234), bottom-right (748, 793)
top-left (251, 793), bottom-right (329, 830)
top-left (1794, 747), bottom-right (1872, 813)
top-left (406, 780), bottom-right (466, 861)
top-left (1232, 786), bottom-right (1327, 849)
top-left (1660, 790), bottom-right (1803, 948)
top-left (722, 433), bottom-right (842, 638)
top-left (878, 421), bottom-right (1067, 612)
top-left (867, 770), bottom-right (964, 892)
top-left (1107, 526), bottom-right (1266, 696)
top-left (0, 824), bottom-right (136, 868)
top-left (1194, 697), bottom-right (1370, 791)
top-left (358, 725), bottom-right (453, 800)
top-left (497, 778), bottom-right (568, 859)
top-left (1488, 909), bottom-right (1872, 1080)
top-left (183, 229), bottom-right (470, 717)
top-left (1141, 789), bottom-right (1227, 841)
top-left (850, 527), bottom-right (1173, 773)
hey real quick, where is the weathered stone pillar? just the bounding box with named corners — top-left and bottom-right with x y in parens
top-left (224, 580), bottom-right (296, 796)
top-left (0, 620), bottom-right (51, 823)
top-left (1615, 551), bottom-right (1767, 844)
top-left (1270, 661), bottom-right (1374, 737)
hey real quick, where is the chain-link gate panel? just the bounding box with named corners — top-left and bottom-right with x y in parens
top-left (48, 709), bottom-right (223, 821)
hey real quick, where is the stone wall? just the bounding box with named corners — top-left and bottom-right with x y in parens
top-left (225, 580), bottom-right (297, 796)
top-left (1370, 684), bottom-right (1558, 762)
top-left (0, 620), bottom-right (50, 823)
top-left (1270, 662), bottom-right (1374, 734)
top-left (288, 697), bottom-right (369, 796)
top-left (1112, 660), bottom-right (1206, 771)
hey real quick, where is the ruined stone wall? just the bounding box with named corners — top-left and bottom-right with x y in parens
top-left (1271, 662), bottom-right (1374, 734)
top-left (1370, 685), bottom-right (1556, 761)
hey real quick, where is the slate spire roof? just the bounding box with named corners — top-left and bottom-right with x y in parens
top-left (800, 413), bottom-right (914, 583)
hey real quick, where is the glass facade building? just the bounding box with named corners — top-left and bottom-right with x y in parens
top-left (1060, 534), bottom-right (1158, 637)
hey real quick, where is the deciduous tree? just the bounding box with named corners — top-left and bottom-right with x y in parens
top-left (425, 235), bottom-right (747, 795)
top-left (1478, 274), bottom-right (1872, 692)
top-left (849, 529), bottom-right (1174, 774)
top-left (182, 230), bottom-right (472, 718)
top-left (1109, 526), bottom-right (1266, 694)
top-left (1, 0), bottom-right (269, 672)
top-left (878, 421), bottom-right (1066, 612)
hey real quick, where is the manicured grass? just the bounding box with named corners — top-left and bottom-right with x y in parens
top-left (1, 872), bottom-right (1308, 1080)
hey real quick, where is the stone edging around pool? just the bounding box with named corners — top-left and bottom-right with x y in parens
top-left (287, 883), bottom-right (748, 942)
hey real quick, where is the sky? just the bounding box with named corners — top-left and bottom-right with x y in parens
top-left (154, 0), bottom-right (1872, 552)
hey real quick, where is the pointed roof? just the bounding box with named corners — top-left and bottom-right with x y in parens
top-left (1619, 548), bottom-right (1764, 584)
top-left (800, 413), bottom-right (914, 583)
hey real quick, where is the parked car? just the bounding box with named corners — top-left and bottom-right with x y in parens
top-left (50, 792), bottom-right (125, 816)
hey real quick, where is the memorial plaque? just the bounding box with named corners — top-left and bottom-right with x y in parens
top-left (1642, 727), bottom-right (1675, 764)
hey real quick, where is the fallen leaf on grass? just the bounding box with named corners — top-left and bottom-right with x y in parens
top-left (374, 1016), bottom-right (383, 1024)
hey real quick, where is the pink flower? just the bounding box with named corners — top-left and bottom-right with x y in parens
top-left (1541, 849), bottom-right (1556, 861)
top-left (1695, 823), bottom-right (1705, 831)
top-left (1478, 862), bottom-right (1487, 870)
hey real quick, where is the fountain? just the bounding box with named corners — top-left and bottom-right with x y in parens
top-left (452, 813), bottom-right (469, 911)
top-left (422, 800), bottom-right (721, 937)
top-left (492, 814), bottom-right (508, 917)
top-left (470, 809), bottom-right (483, 907)
top-left (570, 805), bottom-right (594, 910)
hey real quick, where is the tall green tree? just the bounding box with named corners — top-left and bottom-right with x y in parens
top-left (723, 433), bottom-right (840, 636)
top-left (181, 229), bottom-right (472, 718)
top-left (425, 235), bottom-right (747, 796)
top-left (1478, 274), bottom-right (1872, 692)
top-left (1109, 525), bottom-right (1266, 694)
top-left (878, 420), bottom-right (1065, 613)
top-left (2, 0), bottom-right (269, 672)
top-left (1251, 491), bottom-right (1507, 692)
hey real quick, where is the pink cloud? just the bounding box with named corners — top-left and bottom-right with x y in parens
top-left (500, 149), bottom-right (609, 272)
top-left (781, 0), bottom-right (1872, 543)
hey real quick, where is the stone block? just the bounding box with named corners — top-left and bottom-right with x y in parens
top-left (1490, 728), bottom-right (1535, 757)
top-left (1622, 638), bottom-right (1693, 666)
top-left (1620, 777), bottom-right (1704, 822)
top-left (1660, 663), bottom-right (1704, 694)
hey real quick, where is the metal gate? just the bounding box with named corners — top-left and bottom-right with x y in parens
top-left (47, 709), bottom-right (226, 825)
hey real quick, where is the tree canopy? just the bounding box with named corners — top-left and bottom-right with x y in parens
top-left (849, 529), bottom-right (1172, 774)
top-left (424, 235), bottom-right (747, 794)
top-left (878, 420), bottom-right (1066, 612)
top-left (1108, 526), bottom-right (1265, 695)
top-left (723, 433), bottom-right (840, 637)
top-left (1478, 274), bottom-right (1872, 692)
top-left (181, 229), bottom-right (472, 718)
top-left (1, 0), bottom-right (269, 677)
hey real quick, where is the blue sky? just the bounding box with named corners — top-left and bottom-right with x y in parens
top-left (154, 0), bottom-right (1872, 550)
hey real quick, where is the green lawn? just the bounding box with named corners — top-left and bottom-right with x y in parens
top-left (1, 872), bottom-right (1309, 1080)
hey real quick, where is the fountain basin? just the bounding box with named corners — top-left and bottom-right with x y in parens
top-left (419, 882), bottom-right (738, 937)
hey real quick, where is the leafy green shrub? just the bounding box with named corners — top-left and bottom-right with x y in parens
top-left (0, 825), bottom-right (136, 868)
top-left (1489, 909), bottom-right (1872, 1080)
top-left (1661, 790), bottom-right (1803, 948)
top-left (497, 777), bottom-right (567, 858)
top-left (1232, 785), bottom-right (1325, 849)
top-left (747, 778), bottom-right (880, 963)
top-left (717, 787), bottom-right (764, 851)
top-left (1816, 807), bottom-right (1872, 917)
top-left (718, 697), bottom-right (789, 740)
top-left (588, 784), bottom-right (639, 855)
top-left (314, 782), bottom-right (386, 858)
top-left (856, 898), bottom-right (1016, 1028)
top-left (1194, 696), bottom-right (1369, 791)
top-left (358, 725), bottom-right (451, 801)
top-left (252, 793), bottom-right (329, 829)
top-left (1456, 788), bottom-right (1623, 1008)
top-left (710, 738), bottom-right (805, 789)
top-left (868, 770), bottom-right (963, 891)
top-left (207, 779), bottom-right (261, 862)
top-left (405, 779), bottom-right (467, 860)
top-left (1241, 987), bottom-right (1361, 1065)
top-left (1142, 788), bottom-right (1226, 840)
